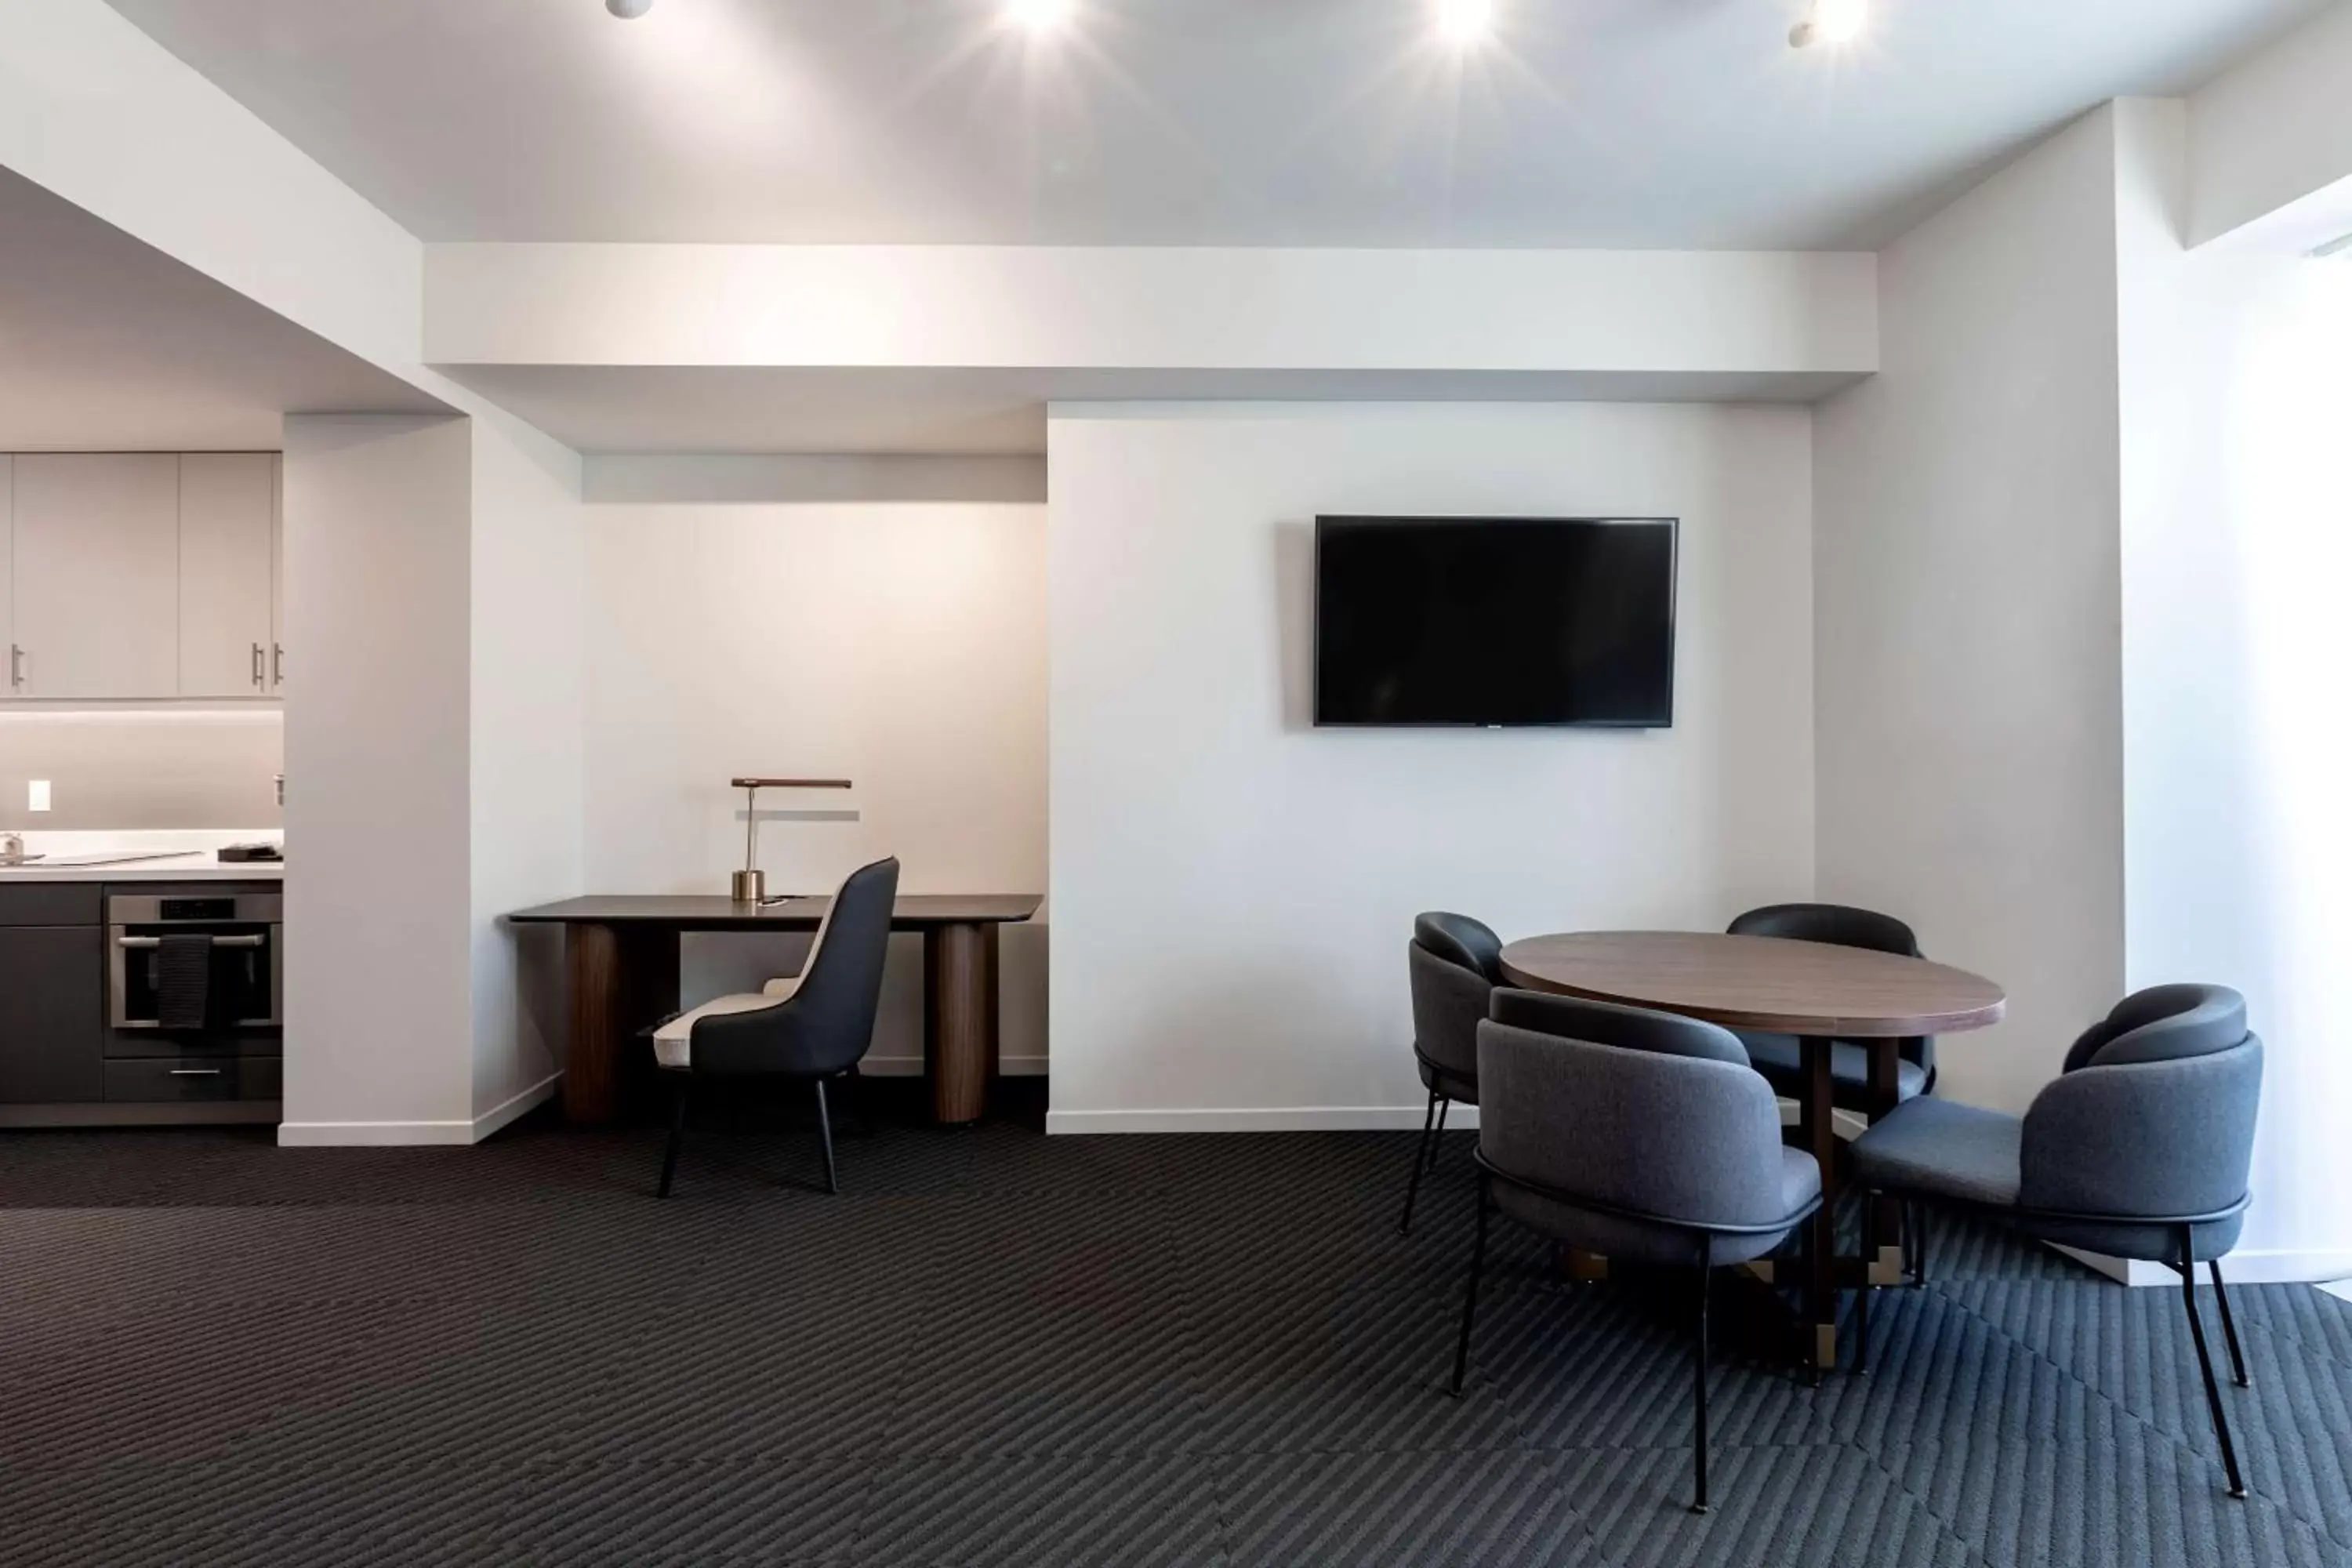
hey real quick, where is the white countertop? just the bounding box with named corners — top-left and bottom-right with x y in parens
top-left (0, 830), bottom-right (284, 883)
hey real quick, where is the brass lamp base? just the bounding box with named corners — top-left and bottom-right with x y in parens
top-left (731, 869), bottom-right (766, 904)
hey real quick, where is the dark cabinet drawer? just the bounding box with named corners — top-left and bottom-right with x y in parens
top-left (104, 1056), bottom-right (282, 1103)
top-left (0, 884), bottom-right (102, 927)
top-left (0, 925), bottom-right (105, 1103)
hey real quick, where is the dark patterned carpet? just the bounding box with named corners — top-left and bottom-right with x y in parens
top-left (2, 1082), bottom-right (2349, 1567)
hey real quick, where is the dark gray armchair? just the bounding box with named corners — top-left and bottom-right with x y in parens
top-left (1450, 989), bottom-right (1821, 1515)
top-left (1398, 912), bottom-right (1504, 1236)
top-left (1851, 983), bottom-right (2263, 1497)
top-left (648, 857), bottom-right (901, 1197)
top-left (1727, 902), bottom-right (1936, 1107)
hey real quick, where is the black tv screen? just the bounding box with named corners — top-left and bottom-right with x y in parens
top-left (1313, 516), bottom-right (1678, 728)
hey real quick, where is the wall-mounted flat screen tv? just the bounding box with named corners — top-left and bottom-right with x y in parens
top-left (1313, 516), bottom-right (1678, 728)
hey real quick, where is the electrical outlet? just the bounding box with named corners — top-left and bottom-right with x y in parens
top-left (27, 780), bottom-right (51, 813)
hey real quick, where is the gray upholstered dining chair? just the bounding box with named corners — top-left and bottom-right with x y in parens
top-left (1850, 983), bottom-right (2263, 1497)
top-left (1398, 912), bottom-right (1504, 1236)
top-left (1449, 989), bottom-right (1822, 1515)
top-left (1727, 902), bottom-right (1937, 1108)
top-left (648, 857), bottom-right (900, 1198)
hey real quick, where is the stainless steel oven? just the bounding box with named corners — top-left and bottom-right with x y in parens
top-left (107, 893), bottom-right (283, 1030)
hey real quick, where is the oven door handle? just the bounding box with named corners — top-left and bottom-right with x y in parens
top-left (118, 934), bottom-right (267, 949)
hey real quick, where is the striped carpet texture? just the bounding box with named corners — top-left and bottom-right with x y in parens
top-left (2, 1083), bottom-right (2347, 1567)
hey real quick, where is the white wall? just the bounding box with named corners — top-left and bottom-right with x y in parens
top-left (1047, 402), bottom-right (1816, 1132)
top-left (280, 415), bottom-right (475, 1142)
top-left (582, 496), bottom-right (1048, 1073)
top-left (2116, 99), bottom-right (2352, 1279)
top-left (1812, 107), bottom-right (2128, 1117)
top-left (468, 416), bottom-right (586, 1130)
top-left (2187, 0), bottom-right (2352, 248)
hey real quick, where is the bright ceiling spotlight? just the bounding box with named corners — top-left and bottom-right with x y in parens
top-left (1435, 0), bottom-right (1496, 48)
top-left (606, 0), bottom-right (652, 16)
top-left (1789, 0), bottom-right (1867, 49)
top-left (1007, 0), bottom-right (1075, 34)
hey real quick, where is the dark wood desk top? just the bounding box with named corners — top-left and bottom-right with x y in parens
top-left (508, 894), bottom-right (1042, 930)
top-left (1499, 931), bottom-right (2005, 1037)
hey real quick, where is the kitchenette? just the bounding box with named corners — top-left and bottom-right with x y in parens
top-left (1, 450), bottom-right (289, 1127)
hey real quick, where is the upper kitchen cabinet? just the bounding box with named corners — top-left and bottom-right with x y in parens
top-left (11, 455), bottom-right (180, 699)
top-left (179, 453), bottom-right (278, 698)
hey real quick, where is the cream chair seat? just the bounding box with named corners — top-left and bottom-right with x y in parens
top-left (648, 887), bottom-right (841, 1069)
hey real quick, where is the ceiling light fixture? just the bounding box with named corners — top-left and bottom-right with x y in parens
top-left (1007, 0), bottom-right (1075, 34)
top-left (1789, 0), bottom-right (1866, 49)
top-left (606, 0), bottom-right (652, 17)
top-left (1436, 0), bottom-right (1496, 48)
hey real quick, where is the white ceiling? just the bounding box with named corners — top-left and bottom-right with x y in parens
top-left (0, 169), bottom-right (445, 451)
top-left (103, 0), bottom-right (2328, 249)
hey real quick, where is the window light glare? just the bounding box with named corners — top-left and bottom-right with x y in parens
top-left (1007, 0), bottom-right (1074, 33)
top-left (1791, 0), bottom-right (1867, 49)
top-left (1436, 0), bottom-right (1496, 48)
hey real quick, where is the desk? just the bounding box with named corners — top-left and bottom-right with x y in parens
top-left (1498, 931), bottom-right (2005, 1368)
top-left (508, 895), bottom-right (1042, 1127)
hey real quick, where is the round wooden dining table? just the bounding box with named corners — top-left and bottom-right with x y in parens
top-left (1498, 931), bottom-right (2006, 1370)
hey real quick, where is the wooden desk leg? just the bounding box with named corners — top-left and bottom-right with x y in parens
top-left (564, 924), bottom-right (679, 1127)
top-left (1801, 1036), bottom-right (1840, 1372)
top-left (924, 921), bottom-right (1000, 1127)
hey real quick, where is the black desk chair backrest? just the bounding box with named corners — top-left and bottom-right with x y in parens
top-left (1729, 902), bottom-right (1935, 1086)
top-left (1454, 990), bottom-right (1820, 1515)
top-left (1397, 912), bottom-right (1503, 1236)
top-left (691, 856), bottom-right (902, 1080)
top-left (2023, 982), bottom-right (2262, 1261)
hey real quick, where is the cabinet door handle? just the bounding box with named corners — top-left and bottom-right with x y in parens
top-left (252, 642), bottom-right (266, 688)
top-left (272, 643), bottom-right (284, 688)
top-left (8, 644), bottom-right (22, 690)
top-left (169, 1069), bottom-right (224, 1077)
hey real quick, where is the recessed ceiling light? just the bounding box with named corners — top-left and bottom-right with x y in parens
top-left (1790, 0), bottom-right (1867, 49)
top-left (1007, 0), bottom-right (1074, 33)
top-left (1436, 0), bottom-right (1496, 48)
top-left (606, 0), bottom-right (653, 17)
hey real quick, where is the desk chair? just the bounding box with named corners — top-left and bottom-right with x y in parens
top-left (649, 857), bottom-right (900, 1197)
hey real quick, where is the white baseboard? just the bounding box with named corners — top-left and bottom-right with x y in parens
top-left (278, 1118), bottom-right (480, 1147)
top-left (861, 1055), bottom-right (1048, 1079)
top-left (2048, 1243), bottom-right (2352, 1287)
top-left (471, 1073), bottom-right (560, 1141)
top-left (1045, 1105), bottom-right (1483, 1136)
top-left (278, 1073), bottom-right (561, 1148)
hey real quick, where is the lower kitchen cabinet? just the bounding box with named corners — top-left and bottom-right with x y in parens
top-left (0, 924), bottom-right (106, 1104)
top-left (103, 1056), bottom-right (283, 1103)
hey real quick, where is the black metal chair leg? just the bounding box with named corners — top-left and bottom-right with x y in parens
top-left (1399, 1089), bottom-right (1439, 1236)
top-left (1428, 1096), bottom-right (1452, 1171)
top-left (1910, 1198), bottom-right (1929, 1287)
top-left (1856, 1191), bottom-right (1874, 1376)
top-left (1692, 1232), bottom-right (1714, 1515)
top-left (2177, 1225), bottom-right (2248, 1499)
top-left (813, 1077), bottom-right (840, 1196)
top-left (656, 1076), bottom-right (690, 1199)
top-left (2209, 1260), bottom-right (2250, 1388)
top-left (1450, 1174), bottom-right (1490, 1397)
